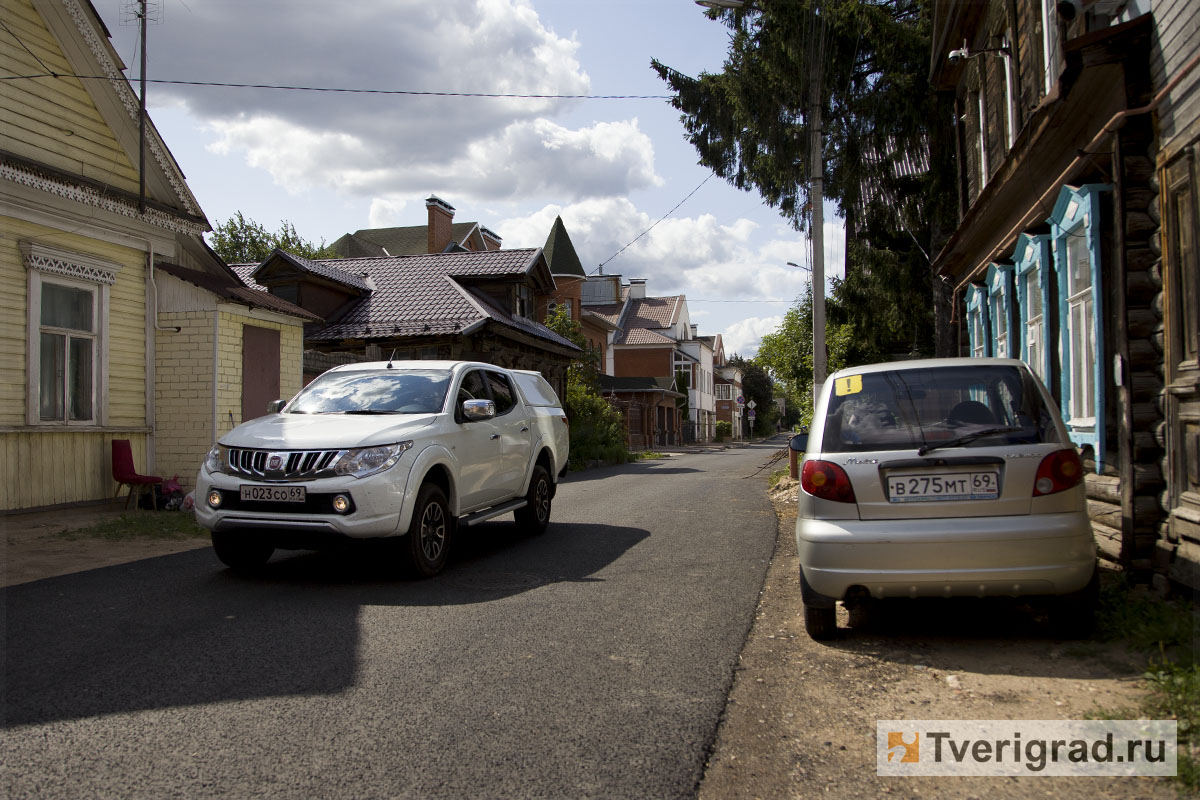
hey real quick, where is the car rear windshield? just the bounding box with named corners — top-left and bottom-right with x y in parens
top-left (287, 369), bottom-right (451, 414)
top-left (820, 364), bottom-right (1061, 453)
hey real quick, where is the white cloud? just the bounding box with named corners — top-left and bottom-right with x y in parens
top-left (722, 316), bottom-right (783, 359)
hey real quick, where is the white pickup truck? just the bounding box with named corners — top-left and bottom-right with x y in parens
top-left (194, 360), bottom-right (569, 576)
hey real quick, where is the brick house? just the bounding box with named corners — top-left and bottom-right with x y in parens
top-left (930, 0), bottom-right (1200, 587)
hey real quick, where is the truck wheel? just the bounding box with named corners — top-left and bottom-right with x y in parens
top-left (514, 465), bottom-right (552, 534)
top-left (211, 531), bottom-right (274, 573)
top-left (404, 483), bottom-right (452, 577)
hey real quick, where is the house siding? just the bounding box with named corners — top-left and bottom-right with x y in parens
top-left (0, 218), bottom-right (148, 510)
top-left (1, 0), bottom-right (140, 194)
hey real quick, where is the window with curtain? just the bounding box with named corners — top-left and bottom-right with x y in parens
top-left (22, 242), bottom-right (118, 427)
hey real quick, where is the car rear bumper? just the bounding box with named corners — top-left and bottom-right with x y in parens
top-left (796, 511), bottom-right (1096, 600)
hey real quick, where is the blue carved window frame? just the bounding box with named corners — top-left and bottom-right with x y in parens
top-left (1049, 183), bottom-right (1109, 470)
top-left (1013, 233), bottom-right (1053, 385)
top-left (985, 262), bottom-right (1016, 359)
top-left (965, 283), bottom-right (990, 358)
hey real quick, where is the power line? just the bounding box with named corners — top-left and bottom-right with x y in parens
top-left (594, 173), bottom-right (714, 273)
top-left (0, 72), bottom-right (671, 100)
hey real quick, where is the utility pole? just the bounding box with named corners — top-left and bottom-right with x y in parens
top-left (809, 70), bottom-right (826, 405)
top-left (137, 0), bottom-right (147, 214)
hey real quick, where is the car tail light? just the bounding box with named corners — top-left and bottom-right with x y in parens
top-left (801, 460), bottom-right (857, 503)
top-left (1033, 448), bottom-right (1083, 496)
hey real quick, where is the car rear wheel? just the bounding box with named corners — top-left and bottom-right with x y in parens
top-left (804, 603), bottom-right (837, 640)
top-left (514, 465), bottom-right (552, 535)
top-left (1050, 569), bottom-right (1099, 638)
top-left (404, 483), bottom-right (452, 578)
top-left (211, 531), bottom-right (274, 573)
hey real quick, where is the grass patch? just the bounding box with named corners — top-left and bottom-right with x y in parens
top-left (768, 468), bottom-right (791, 491)
top-left (1093, 574), bottom-right (1199, 792)
top-left (55, 512), bottom-right (208, 542)
top-left (635, 451), bottom-right (664, 460)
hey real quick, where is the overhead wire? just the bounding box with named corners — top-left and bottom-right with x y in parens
top-left (0, 72), bottom-right (672, 100)
top-left (593, 173), bottom-right (714, 273)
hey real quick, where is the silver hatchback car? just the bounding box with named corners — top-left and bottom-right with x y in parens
top-left (792, 357), bottom-right (1097, 640)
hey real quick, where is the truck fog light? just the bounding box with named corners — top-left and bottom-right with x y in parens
top-left (207, 490), bottom-right (223, 509)
top-left (332, 494), bottom-right (351, 514)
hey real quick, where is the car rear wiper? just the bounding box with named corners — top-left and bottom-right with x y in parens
top-left (918, 426), bottom-right (1023, 456)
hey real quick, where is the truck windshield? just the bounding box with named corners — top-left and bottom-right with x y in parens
top-left (821, 364), bottom-right (1061, 453)
top-left (287, 370), bottom-right (451, 415)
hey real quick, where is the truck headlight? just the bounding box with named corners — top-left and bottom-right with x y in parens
top-left (204, 445), bottom-right (227, 474)
top-left (334, 441), bottom-right (413, 478)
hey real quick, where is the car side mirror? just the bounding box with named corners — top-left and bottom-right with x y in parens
top-left (267, 399), bottom-right (287, 413)
top-left (462, 398), bottom-right (496, 421)
top-left (789, 433), bottom-right (809, 453)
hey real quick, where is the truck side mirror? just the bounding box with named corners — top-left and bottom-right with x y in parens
top-left (462, 398), bottom-right (496, 421)
top-left (789, 433), bottom-right (808, 453)
top-left (267, 399), bottom-right (287, 413)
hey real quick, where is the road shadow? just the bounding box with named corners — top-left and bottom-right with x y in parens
top-left (818, 597), bottom-right (1146, 680)
top-left (1, 520), bottom-right (647, 727)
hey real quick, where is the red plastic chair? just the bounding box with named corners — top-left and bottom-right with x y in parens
top-left (111, 439), bottom-right (162, 510)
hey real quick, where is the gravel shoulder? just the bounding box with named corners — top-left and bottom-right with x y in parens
top-left (697, 478), bottom-right (1179, 800)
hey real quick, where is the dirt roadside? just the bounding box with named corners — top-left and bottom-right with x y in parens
top-left (697, 478), bottom-right (1179, 799)
top-left (1, 504), bottom-right (210, 588)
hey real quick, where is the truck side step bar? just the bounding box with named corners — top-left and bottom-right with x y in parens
top-left (459, 498), bottom-right (528, 527)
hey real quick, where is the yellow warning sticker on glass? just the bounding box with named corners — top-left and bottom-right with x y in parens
top-left (834, 375), bottom-right (862, 396)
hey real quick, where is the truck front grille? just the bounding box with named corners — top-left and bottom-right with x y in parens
top-left (225, 448), bottom-right (342, 481)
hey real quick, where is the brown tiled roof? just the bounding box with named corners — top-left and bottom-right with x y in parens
top-left (598, 375), bottom-right (683, 397)
top-left (157, 263), bottom-right (322, 322)
top-left (298, 250), bottom-right (576, 352)
top-left (584, 302), bottom-right (624, 327)
top-left (332, 222), bottom-right (482, 258)
top-left (620, 328), bottom-right (676, 346)
top-left (625, 296), bottom-right (681, 329)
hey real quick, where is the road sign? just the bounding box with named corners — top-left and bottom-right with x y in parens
top-left (746, 400), bottom-right (757, 410)
top-left (736, 395), bottom-right (745, 404)
top-left (748, 409), bottom-right (756, 419)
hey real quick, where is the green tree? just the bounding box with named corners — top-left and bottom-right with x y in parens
top-left (208, 212), bottom-right (338, 264)
top-left (674, 369), bottom-right (691, 422)
top-left (729, 355), bottom-right (778, 437)
top-left (652, 0), bottom-right (957, 357)
top-left (543, 307), bottom-right (629, 466)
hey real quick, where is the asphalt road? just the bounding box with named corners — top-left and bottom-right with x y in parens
top-left (2, 440), bottom-right (781, 799)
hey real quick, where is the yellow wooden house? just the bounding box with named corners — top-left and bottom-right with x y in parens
top-left (1, 0), bottom-right (316, 511)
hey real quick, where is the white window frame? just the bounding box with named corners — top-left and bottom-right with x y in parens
top-left (1014, 233), bottom-right (1052, 385)
top-left (22, 243), bottom-right (118, 427)
top-left (1050, 183), bottom-right (1110, 470)
top-left (965, 284), bottom-right (990, 358)
top-left (1041, 0), bottom-right (1062, 95)
top-left (986, 263), bottom-right (1014, 359)
top-left (715, 383), bottom-right (733, 401)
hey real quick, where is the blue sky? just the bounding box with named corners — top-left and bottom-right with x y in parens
top-left (98, 0), bottom-right (844, 357)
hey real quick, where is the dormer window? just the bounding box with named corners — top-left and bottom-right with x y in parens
top-left (514, 284), bottom-right (534, 319)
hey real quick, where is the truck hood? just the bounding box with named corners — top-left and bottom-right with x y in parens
top-left (219, 413), bottom-right (437, 450)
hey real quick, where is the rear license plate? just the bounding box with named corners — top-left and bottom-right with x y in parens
top-left (240, 485), bottom-right (306, 503)
top-left (886, 471), bottom-right (998, 503)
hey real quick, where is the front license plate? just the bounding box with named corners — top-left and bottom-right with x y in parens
top-left (886, 471), bottom-right (998, 503)
top-left (240, 484), bottom-right (306, 503)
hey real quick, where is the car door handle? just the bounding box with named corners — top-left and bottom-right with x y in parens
top-left (520, 426), bottom-right (529, 433)
top-left (490, 433), bottom-right (501, 440)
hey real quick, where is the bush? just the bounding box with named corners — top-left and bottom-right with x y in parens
top-left (715, 420), bottom-right (732, 441)
top-left (565, 381), bottom-right (629, 468)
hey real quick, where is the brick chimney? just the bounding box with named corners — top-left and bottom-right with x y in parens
top-left (426, 195), bottom-right (456, 253)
